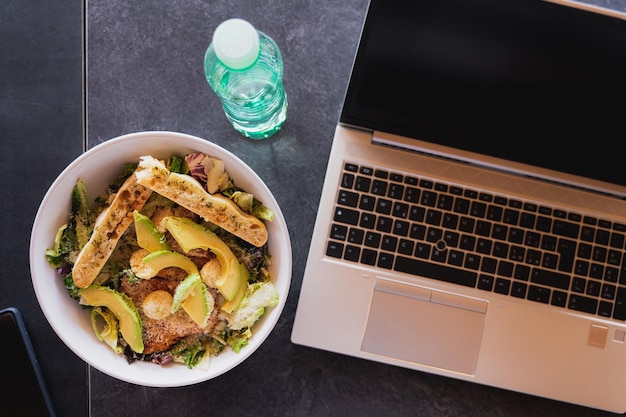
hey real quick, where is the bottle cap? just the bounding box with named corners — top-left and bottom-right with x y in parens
top-left (212, 18), bottom-right (260, 70)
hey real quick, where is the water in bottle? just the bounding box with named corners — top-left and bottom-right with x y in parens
top-left (204, 18), bottom-right (288, 139)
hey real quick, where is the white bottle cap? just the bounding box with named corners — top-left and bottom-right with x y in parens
top-left (212, 18), bottom-right (260, 70)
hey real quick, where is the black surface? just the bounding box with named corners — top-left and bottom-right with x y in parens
top-left (3, 0), bottom-right (626, 416)
top-left (0, 1), bottom-right (87, 417)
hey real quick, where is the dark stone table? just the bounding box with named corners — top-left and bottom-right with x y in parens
top-left (2, 0), bottom-right (625, 416)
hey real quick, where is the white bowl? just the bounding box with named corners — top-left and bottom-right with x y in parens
top-left (29, 131), bottom-right (292, 387)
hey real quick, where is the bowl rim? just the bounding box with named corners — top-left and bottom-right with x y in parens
top-left (29, 131), bottom-right (292, 386)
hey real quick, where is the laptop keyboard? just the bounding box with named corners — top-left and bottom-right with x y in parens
top-left (327, 162), bottom-right (626, 321)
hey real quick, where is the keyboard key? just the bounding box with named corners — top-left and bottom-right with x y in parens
top-left (410, 224), bottom-right (426, 240)
top-left (326, 241), bottom-right (343, 258)
top-left (409, 206), bottom-right (426, 222)
top-left (376, 216), bottom-right (393, 233)
top-left (404, 187), bottom-right (420, 203)
top-left (355, 176), bottom-right (371, 192)
top-left (487, 205), bottom-right (503, 222)
top-left (359, 213), bottom-right (376, 229)
top-left (425, 209), bottom-right (443, 225)
top-left (459, 234), bottom-right (476, 251)
top-left (453, 198), bottom-right (470, 214)
top-left (528, 285), bottom-right (550, 303)
top-left (511, 281), bottom-right (527, 298)
top-left (580, 226), bottom-right (595, 242)
top-left (520, 212), bottom-right (536, 229)
top-left (475, 220), bottom-right (491, 237)
top-left (334, 207), bottom-right (359, 225)
top-left (556, 238), bottom-right (576, 272)
top-left (494, 278), bottom-right (511, 295)
top-left (571, 277), bottom-right (586, 293)
top-left (390, 173), bottom-right (403, 182)
top-left (465, 254), bottom-right (481, 270)
top-left (507, 227), bottom-right (524, 244)
top-left (375, 198), bottom-right (392, 214)
top-left (378, 253), bottom-right (394, 269)
top-left (426, 227), bottom-right (443, 243)
top-left (341, 172), bottom-right (355, 188)
top-left (374, 169), bottom-right (388, 179)
top-left (552, 219), bottom-right (579, 239)
top-left (421, 190), bottom-right (437, 207)
top-left (364, 232), bottom-right (381, 248)
top-left (596, 229), bottom-right (610, 245)
top-left (392, 202), bottom-right (409, 218)
top-left (448, 250), bottom-right (464, 266)
top-left (344, 163), bottom-right (358, 172)
top-left (348, 228), bottom-right (364, 244)
top-left (503, 208), bottom-right (520, 225)
top-left (437, 194), bottom-right (454, 210)
top-left (497, 260), bottom-right (514, 277)
top-left (492, 224), bottom-right (508, 240)
top-left (330, 224), bottom-right (348, 240)
top-left (398, 239), bottom-right (414, 255)
top-left (551, 290), bottom-right (567, 307)
top-left (530, 268), bottom-right (570, 290)
top-left (393, 219), bottom-right (410, 237)
top-left (371, 179), bottom-right (388, 196)
top-left (470, 201), bottom-right (487, 218)
top-left (513, 264), bottom-right (530, 281)
top-left (478, 274), bottom-right (494, 291)
top-left (586, 280), bottom-right (601, 297)
top-left (394, 255), bottom-right (477, 288)
top-left (568, 294), bottom-right (598, 315)
top-left (459, 217), bottom-right (475, 233)
top-left (610, 232), bottom-right (625, 249)
top-left (431, 248), bottom-right (447, 262)
top-left (536, 216), bottom-right (552, 232)
top-left (598, 301), bottom-right (613, 318)
top-left (601, 283), bottom-right (616, 300)
top-left (415, 242), bottom-right (432, 259)
top-left (613, 287), bottom-right (626, 320)
top-left (337, 190), bottom-right (359, 207)
top-left (359, 195), bottom-right (376, 211)
top-left (360, 248), bottom-right (376, 265)
top-left (442, 213), bottom-right (459, 229)
top-left (344, 245), bottom-right (361, 262)
top-left (381, 235), bottom-right (398, 252)
top-left (388, 183), bottom-right (404, 199)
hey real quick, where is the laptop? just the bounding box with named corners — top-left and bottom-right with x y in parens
top-left (291, 0), bottom-right (626, 412)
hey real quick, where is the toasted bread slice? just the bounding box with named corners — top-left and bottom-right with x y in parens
top-left (135, 156), bottom-right (268, 247)
top-left (72, 174), bottom-right (153, 288)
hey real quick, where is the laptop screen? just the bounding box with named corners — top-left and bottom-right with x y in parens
top-left (340, 0), bottom-right (626, 187)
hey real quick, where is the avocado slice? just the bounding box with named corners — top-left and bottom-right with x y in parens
top-left (181, 280), bottom-right (214, 327)
top-left (221, 263), bottom-right (249, 313)
top-left (140, 250), bottom-right (199, 279)
top-left (162, 216), bottom-right (242, 301)
top-left (79, 286), bottom-right (144, 353)
top-left (133, 210), bottom-right (169, 252)
top-left (171, 273), bottom-right (202, 312)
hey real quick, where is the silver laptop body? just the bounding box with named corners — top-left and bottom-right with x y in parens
top-left (292, 0), bottom-right (626, 412)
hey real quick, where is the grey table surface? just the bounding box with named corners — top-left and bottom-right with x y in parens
top-left (2, 0), bottom-right (626, 416)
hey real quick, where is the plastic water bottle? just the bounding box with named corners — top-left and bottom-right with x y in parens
top-left (204, 18), bottom-right (288, 139)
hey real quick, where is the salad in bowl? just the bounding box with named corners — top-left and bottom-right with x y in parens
top-left (29, 132), bottom-right (291, 386)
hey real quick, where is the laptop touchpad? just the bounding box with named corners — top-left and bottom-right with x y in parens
top-left (361, 279), bottom-right (487, 375)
